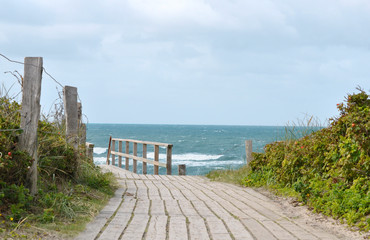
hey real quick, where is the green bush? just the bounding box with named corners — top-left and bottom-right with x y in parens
top-left (244, 88), bottom-right (370, 231)
top-left (0, 94), bottom-right (115, 235)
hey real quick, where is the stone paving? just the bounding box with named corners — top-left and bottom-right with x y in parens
top-left (76, 165), bottom-right (343, 240)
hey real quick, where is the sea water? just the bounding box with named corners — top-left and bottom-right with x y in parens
top-left (87, 124), bottom-right (286, 176)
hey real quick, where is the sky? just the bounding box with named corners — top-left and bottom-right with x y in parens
top-left (0, 0), bottom-right (369, 126)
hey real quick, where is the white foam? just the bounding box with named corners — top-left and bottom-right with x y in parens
top-left (94, 157), bottom-right (107, 165)
top-left (94, 156), bottom-right (243, 168)
top-left (173, 153), bottom-right (223, 161)
top-left (146, 152), bottom-right (223, 161)
top-left (177, 160), bottom-right (243, 167)
top-left (94, 147), bottom-right (107, 155)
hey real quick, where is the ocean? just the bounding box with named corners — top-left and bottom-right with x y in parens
top-left (86, 124), bottom-right (286, 176)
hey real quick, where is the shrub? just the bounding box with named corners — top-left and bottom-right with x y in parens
top-left (244, 88), bottom-right (370, 231)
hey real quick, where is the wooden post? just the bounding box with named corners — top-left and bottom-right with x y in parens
top-left (86, 142), bottom-right (94, 163)
top-left (166, 145), bottom-right (172, 175)
top-left (118, 141), bottom-right (122, 168)
top-left (143, 144), bottom-right (147, 174)
top-left (19, 57), bottom-right (43, 196)
top-left (77, 102), bottom-right (82, 126)
top-left (178, 164), bottom-right (186, 176)
top-left (80, 123), bottom-right (86, 146)
top-left (133, 142), bottom-right (137, 173)
top-left (77, 102), bottom-right (86, 146)
top-left (64, 86), bottom-right (78, 150)
top-left (106, 136), bottom-right (112, 164)
top-left (154, 145), bottom-right (159, 175)
top-left (125, 141), bottom-right (129, 170)
top-left (111, 139), bottom-right (116, 166)
top-left (245, 140), bottom-right (253, 165)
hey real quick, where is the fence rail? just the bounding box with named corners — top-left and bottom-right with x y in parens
top-left (107, 137), bottom-right (173, 175)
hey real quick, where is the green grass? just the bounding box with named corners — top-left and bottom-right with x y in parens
top-left (0, 94), bottom-right (118, 239)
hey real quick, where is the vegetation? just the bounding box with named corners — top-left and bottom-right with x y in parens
top-left (207, 88), bottom-right (370, 231)
top-left (0, 95), bottom-right (116, 239)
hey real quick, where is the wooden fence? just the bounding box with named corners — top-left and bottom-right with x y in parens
top-left (16, 57), bottom-right (85, 195)
top-left (106, 137), bottom-right (173, 175)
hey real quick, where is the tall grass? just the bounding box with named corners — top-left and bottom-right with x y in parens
top-left (282, 114), bottom-right (324, 142)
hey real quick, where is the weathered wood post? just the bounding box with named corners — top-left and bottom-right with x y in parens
top-left (111, 139), bottom-right (116, 166)
top-left (63, 86), bottom-right (78, 150)
top-left (77, 102), bottom-right (86, 146)
top-left (178, 164), bottom-right (186, 176)
top-left (125, 141), bottom-right (129, 170)
top-left (19, 57), bottom-right (43, 195)
top-left (86, 142), bottom-right (94, 163)
top-left (142, 144), bottom-right (147, 174)
top-left (118, 141), bottom-right (122, 168)
top-left (154, 145), bottom-right (159, 175)
top-left (166, 145), bottom-right (173, 175)
top-left (133, 142), bottom-right (138, 173)
top-left (106, 136), bottom-right (112, 164)
top-left (245, 140), bottom-right (253, 165)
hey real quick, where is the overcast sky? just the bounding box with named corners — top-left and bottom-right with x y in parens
top-left (1, 0), bottom-right (369, 125)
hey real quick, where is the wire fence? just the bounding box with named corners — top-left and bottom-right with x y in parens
top-left (0, 53), bottom-right (87, 134)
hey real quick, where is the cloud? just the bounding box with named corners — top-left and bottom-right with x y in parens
top-left (126, 0), bottom-right (225, 27)
top-left (1, 0), bottom-right (369, 125)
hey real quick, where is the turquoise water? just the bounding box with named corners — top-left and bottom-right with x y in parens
top-left (87, 124), bottom-right (286, 175)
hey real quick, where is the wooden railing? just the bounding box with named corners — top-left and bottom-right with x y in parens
top-left (106, 137), bottom-right (173, 175)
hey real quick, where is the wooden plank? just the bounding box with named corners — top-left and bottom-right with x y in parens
top-left (178, 200), bottom-right (199, 217)
top-left (150, 200), bottom-right (166, 215)
top-left (19, 57), bottom-right (43, 195)
top-left (118, 140), bottom-right (122, 168)
top-left (164, 199), bottom-right (182, 216)
top-left (125, 141), bottom-right (129, 170)
top-left (106, 136), bottom-right (112, 164)
top-left (169, 216), bottom-right (188, 240)
top-left (111, 139), bottom-right (116, 166)
top-left (111, 151), bottom-right (167, 167)
top-left (225, 218), bottom-right (254, 240)
top-left (133, 142), bottom-right (137, 173)
top-left (145, 216), bottom-right (168, 240)
top-left (206, 217), bottom-right (232, 240)
top-left (121, 214), bottom-right (150, 240)
top-left (154, 145), bottom-right (159, 175)
top-left (98, 197), bottom-right (136, 240)
top-left (112, 138), bottom-right (170, 147)
top-left (240, 218), bottom-right (277, 240)
top-left (75, 188), bottom-right (125, 240)
top-left (188, 216), bottom-right (210, 240)
top-left (166, 145), bottom-right (172, 175)
top-left (143, 144), bottom-right (147, 174)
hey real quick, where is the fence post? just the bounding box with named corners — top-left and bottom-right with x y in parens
top-left (111, 139), bottom-right (116, 166)
top-left (154, 145), bottom-right (159, 175)
top-left (142, 144), bottom-right (147, 174)
top-left (63, 86), bottom-right (78, 150)
top-left (106, 136), bottom-right (112, 164)
top-left (125, 141), bottom-right (129, 170)
top-left (77, 102), bottom-right (86, 146)
top-left (245, 140), bottom-right (253, 165)
top-left (19, 57), bottom-right (43, 195)
top-left (86, 142), bottom-right (94, 163)
top-left (118, 141), bottom-right (122, 168)
top-left (166, 145), bottom-right (172, 175)
top-left (178, 164), bottom-right (186, 176)
top-left (133, 142), bottom-right (138, 173)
